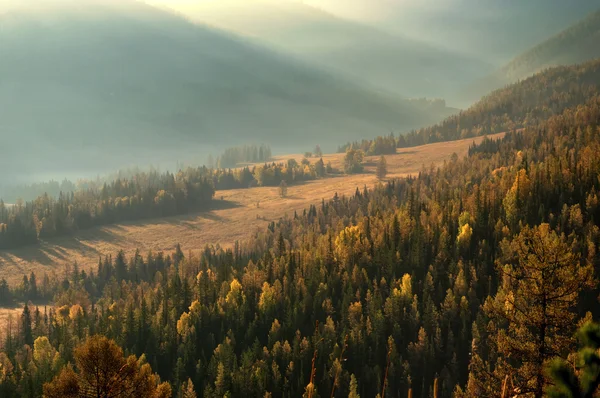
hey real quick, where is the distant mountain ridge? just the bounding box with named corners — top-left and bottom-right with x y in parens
top-left (499, 9), bottom-right (600, 81)
top-left (168, 0), bottom-right (493, 100)
top-left (465, 9), bottom-right (600, 102)
top-left (407, 58), bottom-right (600, 147)
top-left (304, 0), bottom-right (600, 65)
top-left (0, 0), bottom-right (452, 182)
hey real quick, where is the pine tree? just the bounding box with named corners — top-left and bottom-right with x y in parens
top-left (214, 362), bottom-right (228, 397)
top-left (469, 224), bottom-right (595, 397)
top-left (115, 250), bottom-right (128, 281)
top-left (181, 378), bottom-right (197, 398)
top-left (547, 321), bottom-right (600, 398)
top-left (376, 156), bottom-right (388, 180)
top-left (279, 180), bottom-right (288, 198)
top-left (314, 145), bottom-right (323, 157)
top-left (43, 335), bottom-right (170, 398)
top-left (29, 272), bottom-right (37, 300)
top-left (21, 303), bottom-right (33, 346)
top-left (348, 374), bottom-right (360, 398)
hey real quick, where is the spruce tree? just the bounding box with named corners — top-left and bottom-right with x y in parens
top-left (467, 224), bottom-right (595, 397)
top-left (376, 156), bottom-right (388, 180)
top-left (21, 303), bottom-right (33, 346)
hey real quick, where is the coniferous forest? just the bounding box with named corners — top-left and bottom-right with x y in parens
top-left (1, 58), bottom-right (600, 397)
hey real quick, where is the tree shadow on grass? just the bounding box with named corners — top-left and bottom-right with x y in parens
top-left (0, 200), bottom-right (241, 271)
top-left (0, 228), bottom-right (126, 270)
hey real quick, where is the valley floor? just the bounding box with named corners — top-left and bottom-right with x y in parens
top-left (0, 133), bottom-right (503, 288)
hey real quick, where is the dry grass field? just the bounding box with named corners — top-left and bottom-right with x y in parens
top-left (0, 133), bottom-right (503, 287)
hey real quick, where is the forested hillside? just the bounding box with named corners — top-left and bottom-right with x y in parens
top-left (341, 59), bottom-right (600, 151)
top-left (402, 59), bottom-right (600, 146)
top-left (469, 9), bottom-right (600, 101)
top-left (0, 0), bottom-right (449, 183)
top-left (500, 10), bottom-right (600, 81)
top-left (0, 168), bottom-right (214, 250)
top-left (1, 61), bottom-right (600, 397)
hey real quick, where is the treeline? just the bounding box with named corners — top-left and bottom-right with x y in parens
top-left (206, 158), bottom-right (333, 190)
top-left (338, 134), bottom-right (397, 155)
top-left (0, 169), bottom-right (214, 250)
top-left (210, 144), bottom-right (272, 169)
top-left (2, 86), bottom-right (600, 396)
top-left (402, 58), bottom-right (600, 146)
top-left (0, 156), bottom-right (340, 250)
top-left (347, 58), bottom-right (600, 154)
top-left (0, 155), bottom-right (343, 251)
top-left (501, 10), bottom-right (600, 82)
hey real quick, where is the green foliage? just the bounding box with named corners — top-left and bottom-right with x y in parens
top-left (0, 169), bottom-right (215, 250)
top-left (376, 156), bottom-right (388, 180)
top-left (338, 134), bottom-right (396, 155)
top-left (547, 322), bottom-right (600, 398)
top-left (3, 60), bottom-right (600, 398)
top-left (352, 58), bottom-right (600, 150)
top-left (343, 148), bottom-right (364, 174)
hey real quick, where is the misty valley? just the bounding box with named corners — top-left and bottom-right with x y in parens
top-left (1, 1), bottom-right (600, 397)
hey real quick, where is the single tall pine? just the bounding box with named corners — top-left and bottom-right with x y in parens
top-left (376, 156), bottom-right (387, 180)
top-left (465, 224), bottom-right (595, 397)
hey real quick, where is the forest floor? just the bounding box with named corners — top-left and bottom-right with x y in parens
top-left (0, 133), bottom-right (503, 288)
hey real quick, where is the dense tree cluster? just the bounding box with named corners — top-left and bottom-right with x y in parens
top-left (211, 145), bottom-right (272, 169)
top-left (343, 148), bottom-right (365, 174)
top-left (0, 169), bottom-right (215, 250)
top-left (0, 156), bottom-right (338, 251)
top-left (338, 134), bottom-right (397, 156)
top-left (343, 59), bottom-right (600, 153)
top-left (2, 61), bottom-right (600, 397)
top-left (205, 158), bottom-right (331, 190)
top-left (1, 77), bottom-right (600, 396)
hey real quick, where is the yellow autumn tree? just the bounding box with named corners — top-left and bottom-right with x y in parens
top-left (43, 335), bottom-right (171, 398)
top-left (467, 223), bottom-right (595, 397)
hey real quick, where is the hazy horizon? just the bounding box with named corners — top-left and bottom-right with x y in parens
top-left (1, 0), bottom-right (598, 190)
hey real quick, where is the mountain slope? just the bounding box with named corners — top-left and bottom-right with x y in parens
top-left (304, 0), bottom-right (600, 65)
top-left (500, 10), bottom-right (600, 80)
top-left (464, 9), bottom-right (600, 102)
top-left (401, 59), bottom-right (600, 146)
top-left (168, 0), bottom-right (493, 100)
top-left (0, 0), bottom-right (450, 182)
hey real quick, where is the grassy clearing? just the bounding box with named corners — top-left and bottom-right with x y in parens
top-left (0, 133), bottom-right (503, 287)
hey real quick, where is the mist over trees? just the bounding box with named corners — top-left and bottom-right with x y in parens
top-left (1, 1), bottom-right (600, 397)
top-left (0, 0), bottom-right (453, 180)
top-left (468, 9), bottom-right (600, 102)
top-left (0, 169), bottom-right (214, 250)
top-left (213, 145), bottom-right (272, 169)
top-left (2, 74), bottom-right (600, 395)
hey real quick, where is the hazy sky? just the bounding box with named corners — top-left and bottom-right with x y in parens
top-left (147, 0), bottom-right (409, 20)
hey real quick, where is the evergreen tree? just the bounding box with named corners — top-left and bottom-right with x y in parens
top-left (547, 321), bottom-right (600, 398)
top-left (376, 156), bottom-right (388, 180)
top-left (348, 374), bottom-right (360, 398)
top-left (279, 181), bottom-right (288, 198)
top-left (21, 303), bottom-right (34, 347)
top-left (469, 224), bottom-right (595, 397)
